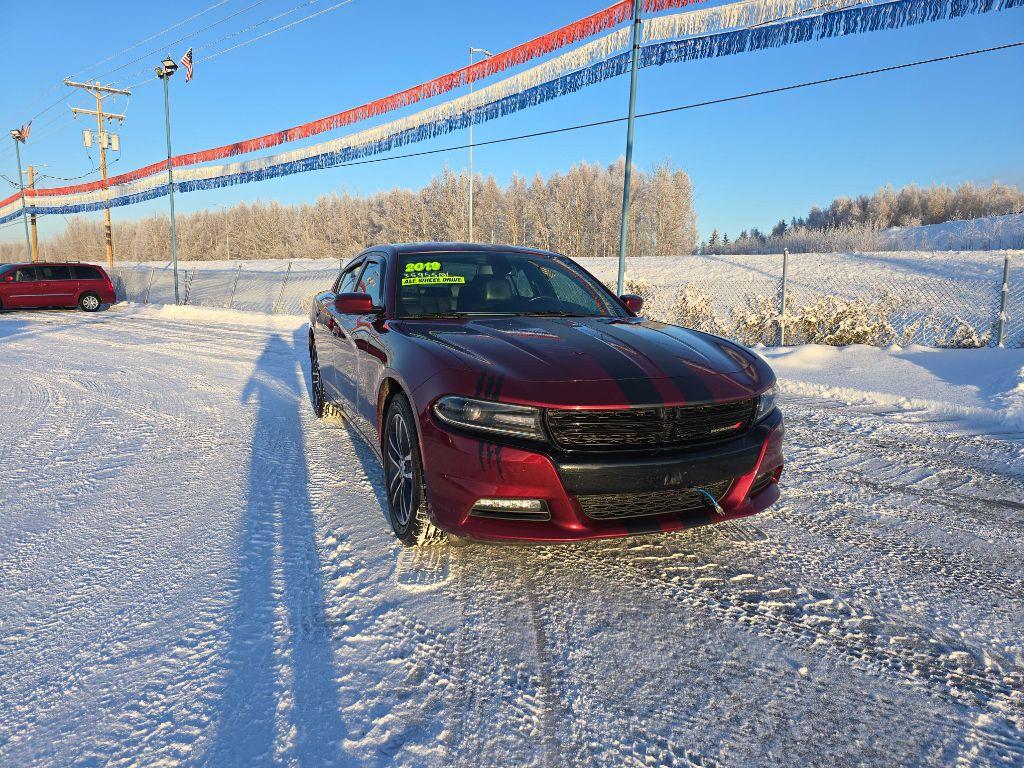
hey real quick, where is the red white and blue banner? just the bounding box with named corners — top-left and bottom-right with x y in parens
top-left (2, 0), bottom-right (1021, 225)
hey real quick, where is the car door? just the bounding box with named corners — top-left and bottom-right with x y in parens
top-left (73, 264), bottom-right (107, 302)
top-left (35, 264), bottom-right (77, 306)
top-left (322, 259), bottom-right (365, 410)
top-left (350, 256), bottom-right (389, 437)
top-left (5, 266), bottom-right (43, 308)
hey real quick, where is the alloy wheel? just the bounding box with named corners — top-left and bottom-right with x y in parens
top-left (385, 411), bottom-right (415, 527)
top-left (81, 295), bottom-right (100, 311)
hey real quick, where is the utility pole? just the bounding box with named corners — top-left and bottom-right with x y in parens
top-left (9, 129), bottom-right (32, 260)
top-left (65, 79), bottom-right (131, 272)
top-left (26, 166), bottom-right (39, 261)
top-left (467, 46), bottom-right (492, 243)
top-left (616, 0), bottom-right (643, 295)
top-left (156, 56), bottom-right (181, 304)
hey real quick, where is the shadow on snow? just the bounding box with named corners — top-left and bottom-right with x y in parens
top-left (201, 329), bottom-right (346, 767)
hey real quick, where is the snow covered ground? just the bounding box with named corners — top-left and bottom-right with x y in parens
top-left (1, 305), bottom-right (1023, 767)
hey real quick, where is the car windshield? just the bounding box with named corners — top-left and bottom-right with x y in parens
top-left (396, 251), bottom-right (626, 319)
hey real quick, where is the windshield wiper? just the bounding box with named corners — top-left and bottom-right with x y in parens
top-left (402, 312), bottom-right (473, 319)
top-left (514, 310), bottom-right (589, 317)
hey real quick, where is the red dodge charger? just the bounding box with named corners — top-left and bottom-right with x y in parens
top-left (310, 243), bottom-right (783, 545)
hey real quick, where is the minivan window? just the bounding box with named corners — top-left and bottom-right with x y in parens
top-left (73, 265), bottom-right (103, 280)
top-left (13, 267), bottom-right (37, 282)
top-left (38, 265), bottom-right (72, 280)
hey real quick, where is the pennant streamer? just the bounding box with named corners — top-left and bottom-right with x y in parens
top-left (2, 0), bottom-right (1020, 225)
top-left (0, 0), bottom-right (636, 205)
top-left (644, 0), bottom-right (873, 40)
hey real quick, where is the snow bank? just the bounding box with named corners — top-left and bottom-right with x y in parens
top-left (761, 344), bottom-right (1024, 431)
top-left (887, 213), bottom-right (1024, 251)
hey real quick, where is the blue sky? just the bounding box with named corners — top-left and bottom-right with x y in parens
top-left (1, 0), bottom-right (1022, 247)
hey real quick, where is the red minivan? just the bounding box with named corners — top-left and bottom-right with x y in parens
top-left (0, 261), bottom-right (116, 312)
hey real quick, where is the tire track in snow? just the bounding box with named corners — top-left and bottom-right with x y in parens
top-left (551, 537), bottom-right (1023, 762)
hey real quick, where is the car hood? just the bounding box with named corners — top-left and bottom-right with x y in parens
top-left (400, 316), bottom-right (772, 406)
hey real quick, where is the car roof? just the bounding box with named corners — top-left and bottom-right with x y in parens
top-left (362, 242), bottom-right (562, 259)
top-left (3, 261), bottom-right (105, 268)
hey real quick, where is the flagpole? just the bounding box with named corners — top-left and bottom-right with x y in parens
top-left (10, 131), bottom-right (32, 261)
top-left (616, 0), bottom-right (643, 296)
top-left (157, 55), bottom-right (180, 305)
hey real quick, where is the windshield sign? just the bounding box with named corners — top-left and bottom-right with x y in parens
top-left (396, 252), bottom-right (624, 320)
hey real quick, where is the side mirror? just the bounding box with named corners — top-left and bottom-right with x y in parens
top-left (620, 294), bottom-right (644, 314)
top-left (3, 275), bottom-right (13, 283)
top-left (334, 292), bottom-right (376, 314)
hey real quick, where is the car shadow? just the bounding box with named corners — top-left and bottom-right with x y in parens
top-left (0, 316), bottom-right (31, 340)
top-left (200, 331), bottom-right (346, 767)
top-left (294, 328), bottom-right (390, 520)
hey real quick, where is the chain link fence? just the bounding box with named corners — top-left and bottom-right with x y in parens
top-left (112, 261), bottom-right (339, 318)
top-left (111, 251), bottom-right (1023, 348)
top-left (582, 251), bottom-right (1021, 348)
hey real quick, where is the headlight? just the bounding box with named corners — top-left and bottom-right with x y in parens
top-left (755, 384), bottom-right (778, 423)
top-left (433, 396), bottom-right (547, 441)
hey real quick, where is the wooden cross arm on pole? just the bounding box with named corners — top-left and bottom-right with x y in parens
top-left (70, 107), bottom-right (126, 121)
top-left (63, 79), bottom-right (132, 96)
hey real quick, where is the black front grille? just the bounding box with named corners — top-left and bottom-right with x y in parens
top-left (545, 399), bottom-right (756, 452)
top-left (577, 479), bottom-right (732, 520)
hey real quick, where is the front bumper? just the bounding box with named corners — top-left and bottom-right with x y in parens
top-left (419, 408), bottom-right (784, 542)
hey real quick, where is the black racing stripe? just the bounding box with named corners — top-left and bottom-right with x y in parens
top-left (490, 373), bottom-right (504, 402)
top-left (492, 444), bottom-right (504, 479)
top-left (597, 321), bottom-right (716, 404)
top-left (519, 318), bottom-right (663, 406)
top-left (474, 372), bottom-right (505, 402)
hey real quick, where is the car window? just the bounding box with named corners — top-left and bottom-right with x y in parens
top-left (38, 265), bottom-right (73, 281)
top-left (396, 251), bottom-right (624, 319)
top-left (13, 267), bottom-right (37, 282)
top-left (334, 262), bottom-right (362, 294)
top-left (357, 260), bottom-right (384, 306)
top-left (72, 265), bottom-right (103, 280)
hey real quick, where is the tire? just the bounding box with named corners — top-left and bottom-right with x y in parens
top-left (383, 393), bottom-right (444, 547)
top-left (78, 293), bottom-right (101, 312)
top-left (309, 336), bottom-right (328, 418)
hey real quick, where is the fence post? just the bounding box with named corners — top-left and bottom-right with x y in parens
top-left (997, 251), bottom-right (1010, 347)
top-left (778, 248), bottom-right (789, 346)
top-left (143, 266), bottom-right (157, 304)
top-left (226, 263), bottom-right (242, 309)
top-left (273, 261), bottom-right (293, 315)
top-left (182, 267), bottom-right (196, 306)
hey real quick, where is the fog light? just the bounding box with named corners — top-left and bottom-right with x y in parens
top-left (470, 498), bottom-right (550, 521)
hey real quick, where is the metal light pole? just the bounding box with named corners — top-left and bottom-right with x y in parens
top-left (10, 130), bottom-right (32, 260)
top-left (214, 202), bottom-right (231, 260)
top-left (156, 55), bottom-right (180, 304)
top-left (467, 46), bottom-right (492, 243)
top-left (616, 0), bottom-right (643, 295)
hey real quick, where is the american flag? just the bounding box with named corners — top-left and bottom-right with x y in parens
top-left (16, 120), bottom-right (31, 143)
top-left (180, 48), bottom-right (194, 82)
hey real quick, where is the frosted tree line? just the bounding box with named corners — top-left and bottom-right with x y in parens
top-left (701, 181), bottom-right (1024, 255)
top-left (1, 160), bottom-right (698, 264)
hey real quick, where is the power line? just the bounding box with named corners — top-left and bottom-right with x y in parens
top-left (305, 41), bottom-right (1024, 171)
top-left (99, 0), bottom-right (273, 84)
top-left (12, 0), bottom-right (233, 124)
top-left (123, 0), bottom-right (359, 89)
top-left (72, 0), bottom-right (233, 82)
top-left (5, 40), bottom-right (1019, 198)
